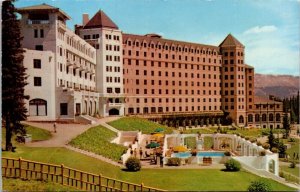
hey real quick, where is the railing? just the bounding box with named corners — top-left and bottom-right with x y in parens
top-left (27, 20), bottom-right (50, 25)
top-left (2, 157), bottom-right (165, 191)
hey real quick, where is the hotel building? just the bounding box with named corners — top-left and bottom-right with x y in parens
top-left (17, 4), bottom-right (284, 128)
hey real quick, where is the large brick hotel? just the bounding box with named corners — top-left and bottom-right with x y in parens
top-left (17, 4), bottom-right (283, 128)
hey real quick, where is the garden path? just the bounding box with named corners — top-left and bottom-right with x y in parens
top-left (24, 116), bottom-right (121, 147)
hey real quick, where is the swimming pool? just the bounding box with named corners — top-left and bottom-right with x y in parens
top-left (197, 152), bottom-right (224, 157)
top-left (171, 151), bottom-right (224, 158)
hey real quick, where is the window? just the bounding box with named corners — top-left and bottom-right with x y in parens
top-left (35, 45), bottom-right (43, 51)
top-left (60, 103), bottom-right (68, 115)
top-left (33, 59), bottom-right (41, 68)
top-left (115, 88), bottom-right (120, 93)
top-left (34, 77), bottom-right (42, 86)
top-left (40, 29), bottom-right (44, 38)
top-left (34, 29), bottom-right (38, 38)
top-left (107, 87), bottom-right (113, 93)
top-left (29, 99), bottom-right (47, 116)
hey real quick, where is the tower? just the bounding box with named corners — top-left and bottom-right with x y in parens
top-left (219, 34), bottom-right (247, 126)
top-left (76, 10), bottom-right (125, 116)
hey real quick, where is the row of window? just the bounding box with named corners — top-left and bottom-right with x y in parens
top-left (105, 34), bottom-right (120, 41)
top-left (107, 87), bottom-right (121, 94)
top-left (106, 66), bottom-right (121, 72)
top-left (125, 39), bottom-right (218, 55)
top-left (65, 33), bottom-right (95, 59)
top-left (129, 70), bottom-right (221, 79)
top-left (66, 51), bottom-right (95, 70)
top-left (124, 51), bottom-right (221, 63)
top-left (83, 34), bottom-right (100, 40)
top-left (58, 79), bottom-right (95, 91)
top-left (223, 51), bottom-right (244, 57)
top-left (129, 88), bottom-right (220, 95)
top-left (106, 44), bottom-right (120, 51)
top-left (134, 97), bottom-right (219, 103)
top-left (131, 79), bottom-right (220, 87)
top-left (106, 76), bottom-right (121, 83)
top-left (126, 59), bottom-right (220, 70)
top-left (106, 55), bottom-right (121, 62)
top-left (223, 59), bottom-right (244, 65)
top-left (34, 29), bottom-right (44, 38)
top-left (255, 104), bottom-right (281, 109)
top-left (127, 105), bottom-right (221, 114)
top-left (248, 113), bottom-right (281, 122)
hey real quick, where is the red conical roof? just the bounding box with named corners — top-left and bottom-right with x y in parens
top-left (83, 10), bottom-right (118, 29)
top-left (219, 34), bottom-right (244, 48)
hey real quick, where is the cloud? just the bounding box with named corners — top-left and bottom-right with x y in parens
top-left (244, 25), bottom-right (277, 35)
top-left (239, 26), bottom-right (299, 75)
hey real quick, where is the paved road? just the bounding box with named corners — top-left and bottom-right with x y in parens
top-left (24, 116), bottom-right (120, 147)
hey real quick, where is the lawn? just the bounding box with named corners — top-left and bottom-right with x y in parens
top-left (24, 124), bottom-right (52, 141)
top-left (280, 165), bottom-right (299, 178)
top-left (69, 125), bottom-right (127, 161)
top-left (3, 178), bottom-right (75, 191)
top-left (2, 124), bottom-right (51, 148)
top-left (108, 117), bottom-right (174, 134)
top-left (2, 147), bottom-right (295, 191)
top-left (284, 138), bottom-right (300, 162)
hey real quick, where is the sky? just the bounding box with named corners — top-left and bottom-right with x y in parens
top-left (15, 0), bottom-right (300, 76)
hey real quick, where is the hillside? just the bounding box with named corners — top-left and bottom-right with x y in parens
top-left (255, 74), bottom-right (299, 98)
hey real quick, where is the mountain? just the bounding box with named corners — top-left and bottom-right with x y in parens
top-left (255, 74), bottom-right (300, 98)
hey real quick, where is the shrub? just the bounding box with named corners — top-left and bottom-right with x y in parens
top-left (125, 157), bottom-right (141, 172)
top-left (271, 147), bottom-right (278, 153)
top-left (224, 151), bottom-right (231, 156)
top-left (256, 141), bottom-right (262, 146)
top-left (167, 157), bottom-right (181, 166)
top-left (259, 151), bottom-right (266, 156)
top-left (289, 161), bottom-right (296, 168)
top-left (261, 130), bottom-right (269, 136)
top-left (224, 159), bottom-right (241, 171)
top-left (241, 135), bottom-right (245, 138)
top-left (262, 143), bottom-right (270, 149)
top-left (250, 138), bottom-right (256, 143)
top-left (245, 137), bottom-right (250, 140)
top-left (288, 138), bottom-right (295, 142)
top-left (247, 180), bottom-right (271, 192)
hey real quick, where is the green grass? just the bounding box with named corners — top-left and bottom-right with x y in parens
top-left (2, 125), bottom-right (51, 148)
top-left (3, 178), bottom-right (75, 191)
top-left (2, 147), bottom-right (295, 191)
top-left (108, 117), bottom-right (174, 134)
top-left (284, 138), bottom-right (300, 163)
top-left (24, 124), bottom-right (52, 141)
top-left (280, 165), bottom-right (299, 178)
top-left (69, 125), bottom-right (127, 161)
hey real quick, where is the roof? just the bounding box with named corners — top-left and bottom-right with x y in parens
top-left (83, 10), bottom-right (118, 29)
top-left (122, 33), bottom-right (220, 51)
top-left (17, 3), bottom-right (70, 20)
top-left (219, 34), bottom-right (244, 48)
top-left (254, 96), bottom-right (282, 104)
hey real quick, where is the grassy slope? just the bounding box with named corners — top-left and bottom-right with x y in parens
top-left (69, 125), bottom-right (127, 161)
top-left (2, 147), bottom-right (295, 191)
top-left (3, 178), bottom-right (74, 191)
top-left (280, 165), bottom-right (299, 178)
top-left (108, 117), bottom-right (174, 134)
top-left (24, 124), bottom-right (52, 141)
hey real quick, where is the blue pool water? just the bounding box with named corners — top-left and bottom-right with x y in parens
top-left (172, 151), bottom-right (224, 158)
top-left (197, 152), bottom-right (224, 157)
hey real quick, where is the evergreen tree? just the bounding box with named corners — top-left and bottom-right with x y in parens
top-left (2, 0), bottom-right (29, 151)
top-left (283, 113), bottom-right (290, 138)
top-left (267, 129), bottom-right (275, 150)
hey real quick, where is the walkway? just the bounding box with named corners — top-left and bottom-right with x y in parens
top-left (24, 116), bottom-right (121, 147)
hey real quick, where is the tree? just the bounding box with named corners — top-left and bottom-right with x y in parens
top-left (283, 113), bottom-right (290, 139)
top-left (2, 0), bottom-right (29, 151)
top-left (267, 129), bottom-right (275, 150)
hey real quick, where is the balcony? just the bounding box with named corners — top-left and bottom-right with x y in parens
top-left (27, 20), bottom-right (49, 25)
top-left (57, 20), bottom-right (66, 30)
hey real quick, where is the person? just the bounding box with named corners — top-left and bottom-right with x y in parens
top-left (139, 147), bottom-right (143, 159)
top-left (130, 149), bottom-right (133, 156)
top-left (133, 148), bottom-right (137, 157)
top-left (53, 122), bottom-right (57, 133)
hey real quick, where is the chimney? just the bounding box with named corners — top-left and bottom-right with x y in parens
top-left (82, 14), bottom-right (89, 26)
